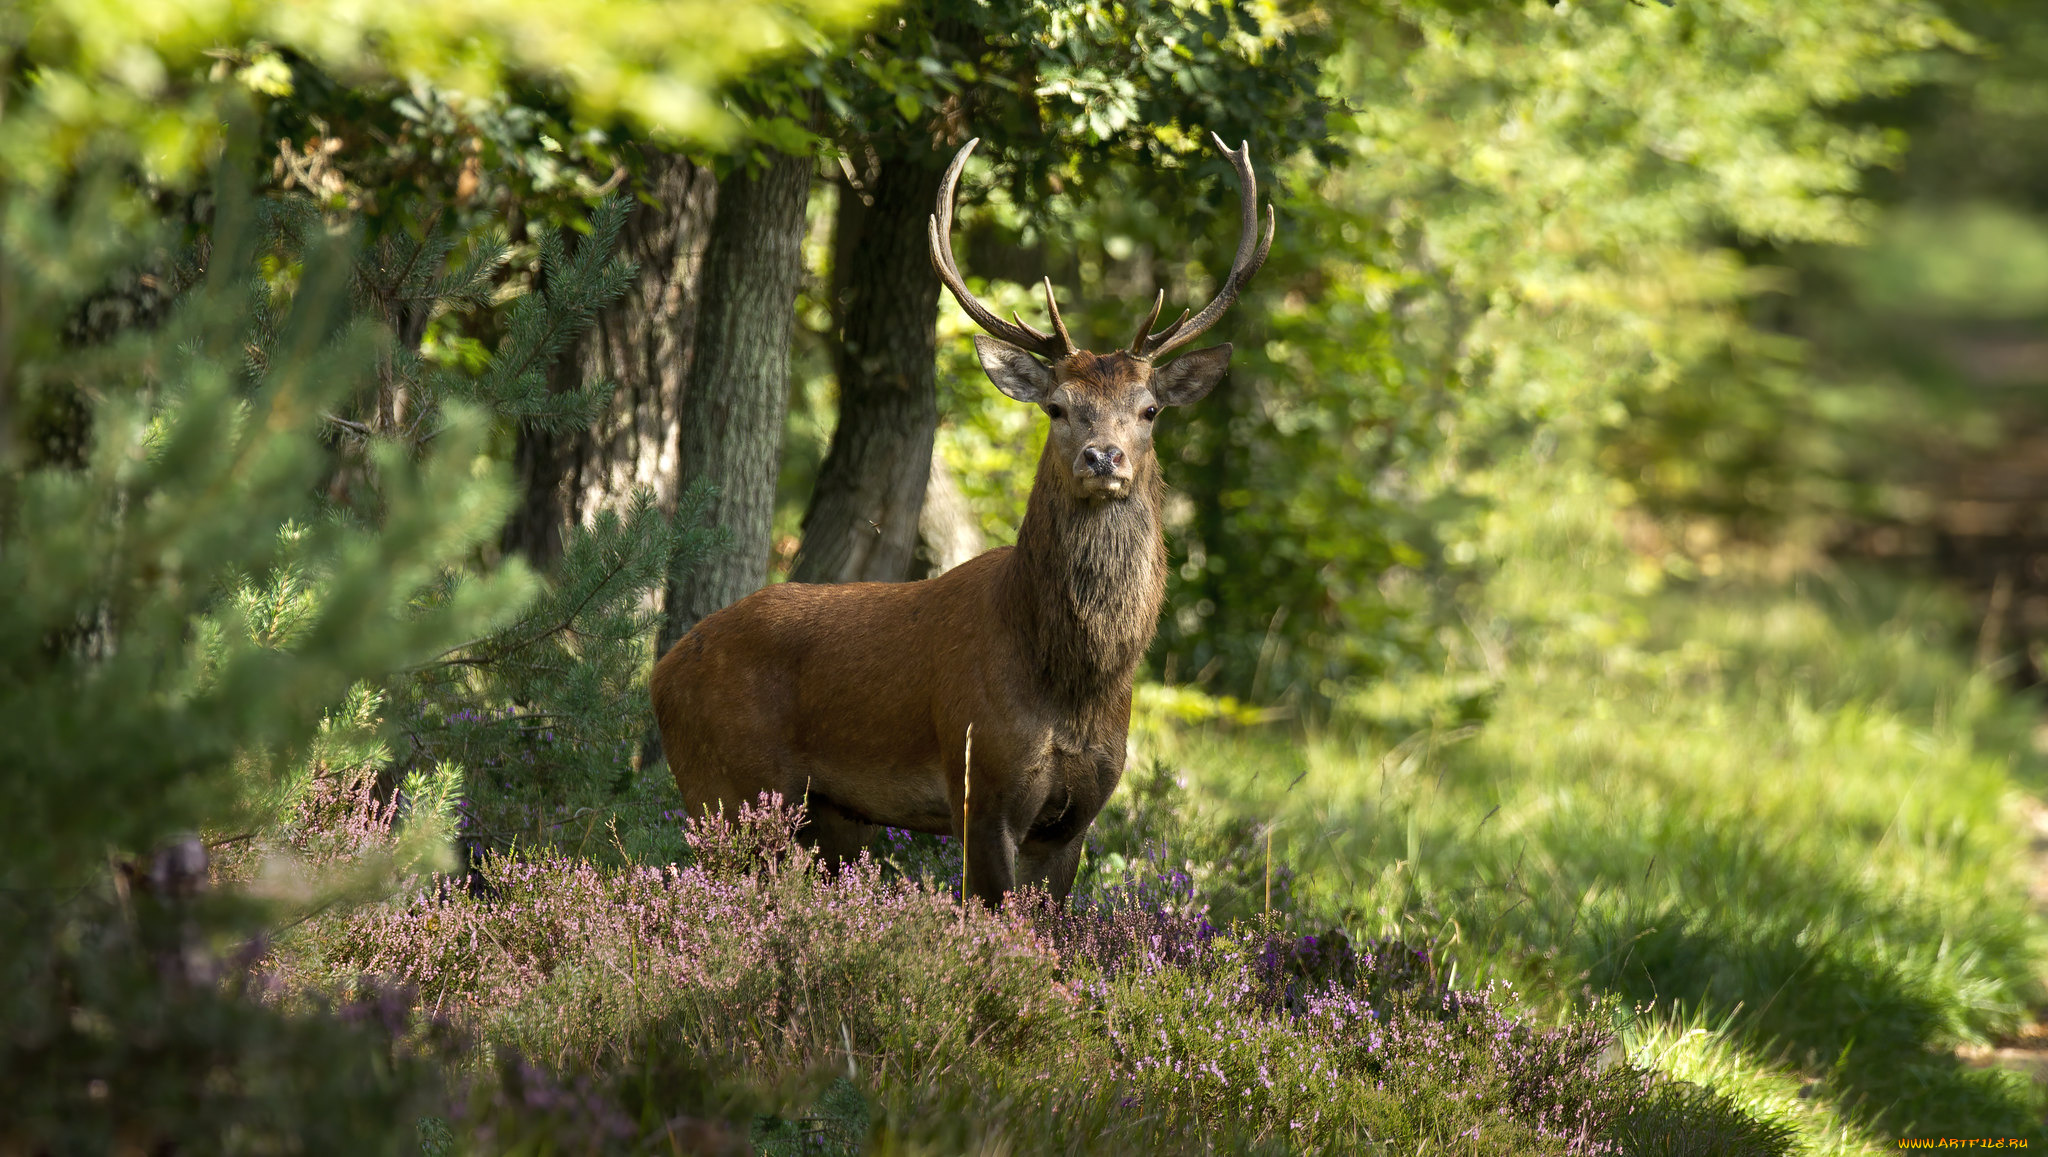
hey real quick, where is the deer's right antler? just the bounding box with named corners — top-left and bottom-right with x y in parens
top-left (1128, 134), bottom-right (1274, 362)
top-left (929, 138), bottom-right (1078, 363)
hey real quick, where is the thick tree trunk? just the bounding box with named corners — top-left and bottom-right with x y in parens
top-left (502, 153), bottom-right (717, 568)
top-left (654, 149), bottom-right (815, 660)
top-left (789, 153), bottom-right (947, 584)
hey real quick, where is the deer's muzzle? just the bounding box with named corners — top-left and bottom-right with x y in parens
top-left (1075, 444), bottom-right (1132, 495)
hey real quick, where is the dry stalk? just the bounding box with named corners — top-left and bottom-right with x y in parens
top-left (962, 723), bottom-right (974, 912)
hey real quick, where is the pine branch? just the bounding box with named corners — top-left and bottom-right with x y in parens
top-left (467, 194), bottom-right (636, 429)
top-left (429, 229), bottom-right (509, 313)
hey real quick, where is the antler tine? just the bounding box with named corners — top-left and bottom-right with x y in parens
top-left (1130, 134), bottom-right (1275, 360)
top-left (997, 279), bottom-right (1078, 348)
top-left (1127, 290), bottom-right (1165, 354)
top-left (1008, 310), bottom-right (1055, 343)
top-left (1041, 277), bottom-right (1075, 354)
top-left (928, 138), bottom-right (1076, 362)
top-left (1145, 308), bottom-right (1193, 350)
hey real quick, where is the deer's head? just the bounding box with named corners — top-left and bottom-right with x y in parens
top-left (930, 135), bottom-right (1273, 503)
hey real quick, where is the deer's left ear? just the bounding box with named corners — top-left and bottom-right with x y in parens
top-left (1152, 344), bottom-right (1232, 406)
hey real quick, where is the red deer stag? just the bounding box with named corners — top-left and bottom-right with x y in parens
top-left (652, 133), bottom-right (1273, 906)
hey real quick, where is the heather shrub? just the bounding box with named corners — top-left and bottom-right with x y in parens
top-left (261, 796), bottom-right (1795, 1154)
top-left (868, 824), bottom-right (967, 896)
top-left (2, 935), bottom-right (453, 1156)
top-left (284, 794), bottom-right (1077, 1082)
top-left (1035, 889), bottom-right (1641, 1154)
top-left (684, 790), bottom-right (811, 880)
top-left (1078, 757), bottom-right (1298, 922)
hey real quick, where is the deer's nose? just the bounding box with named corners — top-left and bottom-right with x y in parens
top-left (1081, 445), bottom-right (1126, 475)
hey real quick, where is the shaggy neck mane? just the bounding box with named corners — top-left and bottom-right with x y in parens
top-left (1004, 446), bottom-right (1168, 706)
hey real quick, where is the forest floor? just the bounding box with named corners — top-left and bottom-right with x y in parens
top-left (1107, 478), bottom-right (2048, 1150)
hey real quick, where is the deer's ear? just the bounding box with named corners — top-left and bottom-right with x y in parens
top-left (975, 335), bottom-right (1058, 404)
top-left (1152, 344), bottom-right (1232, 406)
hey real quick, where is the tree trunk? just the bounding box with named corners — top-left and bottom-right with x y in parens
top-left (502, 153), bottom-right (718, 569)
top-left (789, 153), bottom-right (947, 585)
top-left (654, 149), bottom-right (815, 659)
top-left (911, 451), bottom-right (986, 579)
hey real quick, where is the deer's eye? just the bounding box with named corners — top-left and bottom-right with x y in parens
top-left (1142, 405), bottom-right (1159, 421)
top-left (1044, 403), bottom-right (1065, 420)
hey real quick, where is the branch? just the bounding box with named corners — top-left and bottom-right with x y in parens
top-left (321, 411), bottom-right (373, 437)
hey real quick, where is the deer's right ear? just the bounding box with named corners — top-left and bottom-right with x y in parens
top-left (974, 335), bottom-right (1058, 404)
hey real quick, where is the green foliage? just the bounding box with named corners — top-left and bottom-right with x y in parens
top-left (3, 949), bottom-right (452, 1155)
top-left (1, 0), bottom-right (887, 190)
top-left (242, 170), bottom-right (703, 868)
top-left (0, 117), bottom-right (675, 1152)
top-left (448, 195), bottom-right (633, 432)
top-left (1685, 0), bottom-right (2048, 536)
top-left (1285, 0), bottom-right (1961, 692)
top-left (808, 0), bottom-right (1335, 176)
top-left (398, 487), bottom-right (720, 868)
top-left (275, 188), bottom-right (633, 443)
top-left (0, 150), bottom-right (531, 1149)
top-left (0, 167), bottom-right (530, 897)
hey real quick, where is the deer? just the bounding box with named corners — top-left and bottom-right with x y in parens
top-left (651, 133), bottom-right (1273, 907)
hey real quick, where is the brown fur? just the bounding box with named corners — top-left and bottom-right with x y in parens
top-left (652, 345), bottom-right (1225, 906)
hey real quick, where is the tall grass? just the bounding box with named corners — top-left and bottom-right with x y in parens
top-left (1124, 462), bottom-right (2048, 1144)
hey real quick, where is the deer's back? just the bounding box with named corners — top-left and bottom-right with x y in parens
top-left (651, 549), bottom-right (1029, 810)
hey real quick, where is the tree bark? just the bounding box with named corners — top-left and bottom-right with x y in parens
top-left (654, 149), bottom-right (815, 659)
top-left (789, 153), bottom-right (947, 585)
top-left (502, 153), bottom-right (718, 569)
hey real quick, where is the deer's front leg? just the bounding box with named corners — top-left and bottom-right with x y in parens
top-left (962, 809), bottom-right (1018, 908)
top-left (947, 732), bottom-right (1033, 909)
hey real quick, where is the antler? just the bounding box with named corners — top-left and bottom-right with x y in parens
top-left (930, 134), bottom-right (1272, 364)
top-left (1128, 134), bottom-right (1275, 361)
top-left (929, 138), bottom-right (1077, 363)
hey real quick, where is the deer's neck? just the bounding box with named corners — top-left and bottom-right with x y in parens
top-left (1006, 450), bottom-right (1168, 706)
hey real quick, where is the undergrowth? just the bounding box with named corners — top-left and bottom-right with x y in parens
top-left (266, 790), bottom-right (1792, 1154)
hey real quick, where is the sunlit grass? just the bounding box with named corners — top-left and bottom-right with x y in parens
top-left (1620, 1008), bottom-right (1872, 1157)
top-left (1124, 461), bottom-right (2048, 1142)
